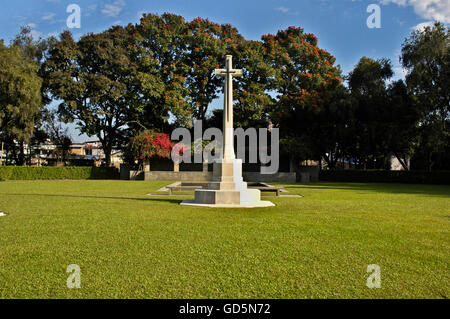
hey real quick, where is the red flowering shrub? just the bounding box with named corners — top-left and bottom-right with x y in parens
top-left (129, 130), bottom-right (173, 161)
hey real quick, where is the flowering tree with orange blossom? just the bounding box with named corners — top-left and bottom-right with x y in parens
top-left (262, 26), bottom-right (344, 164)
top-left (134, 13), bottom-right (274, 129)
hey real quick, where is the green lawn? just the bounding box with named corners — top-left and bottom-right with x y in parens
top-left (0, 180), bottom-right (449, 299)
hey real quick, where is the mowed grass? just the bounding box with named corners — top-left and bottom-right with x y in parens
top-left (0, 180), bottom-right (448, 299)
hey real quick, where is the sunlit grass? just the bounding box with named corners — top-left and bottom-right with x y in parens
top-left (0, 180), bottom-right (448, 299)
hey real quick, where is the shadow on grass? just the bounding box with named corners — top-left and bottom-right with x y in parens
top-left (4, 193), bottom-right (183, 205)
top-left (284, 182), bottom-right (450, 198)
top-left (5, 183), bottom-right (449, 203)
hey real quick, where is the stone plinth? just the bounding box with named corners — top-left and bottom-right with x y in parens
top-left (180, 158), bottom-right (274, 208)
top-left (208, 159), bottom-right (247, 191)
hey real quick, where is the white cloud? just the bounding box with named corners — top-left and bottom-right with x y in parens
top-left (30, 30), bottom-right (42, 40)
top-left (85, 4), bottom-right (98, 17)
top-left (276, 6), bottom-right (290, 14)
top-left (412, 21), bottom-right (436, 31)
top-left (42, 13), bottom-right (56, 21)
top-left (275, 6), bottom-right (299, 15)
top-left (26, 24), bottom-right (42, 40)
top-left (102, 0), bottom-right (126, 18)
top-left (379, 0), bottom-right (450, 23)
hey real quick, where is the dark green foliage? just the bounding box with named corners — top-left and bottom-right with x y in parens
top-left (42, 26), bottom-right (145, 166)
top-left (346, 57), bottom-right (396, 168)
top-left (401, 22), bottom-right (450, 171)
top-left (134, 13), bottom-right (272, 127)
top-left (0, 166), bottom-right (119, 181)
top-left (0, 35), bottom-right (43, 166)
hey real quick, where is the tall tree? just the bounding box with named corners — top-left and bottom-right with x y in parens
top-left (182, 17), bottom-right (227, 122)
top-left (11, 27), bottom-right (48, 65)
top-left (43, 26), bottom-right (153, 166)
top-left (135, 13), bottom-right (271, 128)
top-left (0, 40), bottom-right (42, 165)
top-left (383, 80), bottom-right (420, 170)
top-left (401, 22), bottom-right (450, 171)
top-left (346, 57), bottom-right (393, 168)
top-left (262, 27), bottom-right (342, 165)
top-left (311, 83), bottom-right (354, 169)
top-left (133, 13), bottom-right (192, 130)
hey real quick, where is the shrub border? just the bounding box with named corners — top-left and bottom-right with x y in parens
top-left (0, 166), bottom-right (119, 181)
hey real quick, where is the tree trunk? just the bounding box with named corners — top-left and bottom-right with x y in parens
top-left (0, 142), bottom-right (3, 166)
top-left (5, 143), bottom-right (9, 165)
top-left (393, 152), bottom-right (409, 171)
top-left (100, 136), bottom-right (113, 167)
top-left (322, 153), bottom-right (334, 169)
top-left (289, 156), bottom-right (297, 173)
top-left (427, 151), bottom-right (433, 172)
top-left (104, 149), bottom-right (112, 166)
top-left (11, 142), bottom-right (18, 165)
top-left (18, 141), bottom-right (25, 166)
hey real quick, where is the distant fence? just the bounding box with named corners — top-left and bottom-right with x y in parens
top-left (0, 166), bottom-right (119, 181)
top-left (320, 170), bottom-right (450, 185)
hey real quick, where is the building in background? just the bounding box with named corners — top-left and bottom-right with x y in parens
top-left (0, 140), bottom-right (122, 167)
top-left (69, 143), bottom-right (85, 156)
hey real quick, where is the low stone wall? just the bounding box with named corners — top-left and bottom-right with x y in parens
top-left (243, 172), bottom-right (296, 183)
top-left (145, 171), bottom-right (212, 181)
top-left (143, 171), bottom-right (296, 183)
top-left (120, 165), bottom-right (144, 180)
top-left (297, 166), bottom-right (320, 182)
top-left (121, 164), bottom-right (297, 183)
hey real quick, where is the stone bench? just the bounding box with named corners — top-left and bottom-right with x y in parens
top-left (167, 182), bottom-right (209, 195)
top-left (248, 186), bottom-right (283, 197)
top-left (166, 182), bottom-right (283, 196)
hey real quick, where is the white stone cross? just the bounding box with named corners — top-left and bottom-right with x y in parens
top-left (180, 55), bottom-right (274, 207)
top-left (214, 55), bottom-right (243, 160)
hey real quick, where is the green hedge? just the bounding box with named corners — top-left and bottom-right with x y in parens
top-left (0, 166), bottom-right (120, 181)
top-left (320, 169), bottom-right (450, 185)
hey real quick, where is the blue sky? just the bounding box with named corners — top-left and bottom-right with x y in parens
top-left (1, 0), bottom-right (449, 142)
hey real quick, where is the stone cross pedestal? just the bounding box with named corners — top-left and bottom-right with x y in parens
top-left (181, 55), bottom-right (274, 208)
